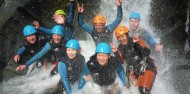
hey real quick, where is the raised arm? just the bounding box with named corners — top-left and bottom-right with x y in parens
top-left (33, 21), bottom-right (52, 36)
top-left (107, 0), bottom-right (122, 32)
top-left (67, 0), bottom-right (74, 24)
top-left (39, 27), bottom-right (52, 36)
top-left (78, 4), bottom-right (93, 33)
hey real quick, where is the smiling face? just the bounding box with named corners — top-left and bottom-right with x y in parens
top-left (25, 34), bottom-right (37, 44)
top-left (52, 34), bottom-right (62, 44)
top-left (66, 48), bottom-right (78, 59)
top-left (94, 23), bottom-right (104, 33)
top-left (118, 34), bottom-right (128, 45)
top-left (96, 53), bottom-right (109, 66)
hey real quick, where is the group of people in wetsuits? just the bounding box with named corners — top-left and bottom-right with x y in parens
top-left (14, 0), bottom-right (163, 94)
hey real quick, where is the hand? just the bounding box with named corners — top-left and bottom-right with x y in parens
top-left (122, 85), bottom-right (127, 92)
top-left (109, 43), bottom-right (118, 53)
top-left (115, 0), bottom-right (122, 6)
top-left (155, 44), bottom-right (163, 52)
top-left (112, 82), bottom-right (118, 94)
top-left (78, 4), bottom-right (84, 13)
top-left (33, 21), bottom-right (40, 29)
top-left (16, 65), bottom-right (26, 71)
top-left (14, 55), bottom-right (20, 63)
top-left (83, 74), bottom-right (91, 81)
top-left (53, 15), bottom-right (65, 24)
top-left (133, 33), bottom-right (140, 43)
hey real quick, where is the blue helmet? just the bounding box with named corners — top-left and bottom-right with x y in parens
top-left (95, 42), bottom-right (111, 54)
top-left (23, 25), bottom-right (37, 36)
top-left (129, 12), bottom-right (140, 19)
top-left (66, 39), bottom-right (80, 50)
top-left (51, 25), bottom-right (64, 36)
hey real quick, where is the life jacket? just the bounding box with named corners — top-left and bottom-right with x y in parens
top-left (49, 39), bottom-right (67, 61)
top-left (118, 38), bottom-right (143, 66)
top-left (91, 26), bottom-right (112, 45)
top-left (118, 38), bottom-right (152, 78)
top-left (60, 54), bottom-right (85, 84)
top-left (87, 55), bottom-right (119, 86)
top-left (24, 35), bottom-right (47, 57)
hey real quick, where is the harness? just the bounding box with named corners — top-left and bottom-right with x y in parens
top-left (49, 39), bottom-right (66, 61)
top-left (91, 26), bottom-right (112, 45)
top-left (60, 54), bottom-right (85, 84)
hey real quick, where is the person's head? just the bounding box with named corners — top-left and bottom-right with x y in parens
top-left (93, 15), bottom-right (106, 33)
top-left (51, 25), bottom-right (65, 44)
top-left (54, 9), bottom-right (66, 23)
top-left (115, 25), bottom-right (129, 45)
top-left (129, 12), bottom-right (140, 31)
top-left (95, 42), bottom-right (111, 66)
top-left (66, 39), bottom-right (80, 59)
top-left (23, 25), bottom-right (37, 44)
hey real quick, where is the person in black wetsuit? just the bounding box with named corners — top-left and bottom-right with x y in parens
top-left (56, 39), bottom-right (90, 94)
top-left (114, 25), bottom-right (157, 94)
top-left (87, 42), bottom-right (127, 94)
top-left (13, 25), bottom-right (48, 75)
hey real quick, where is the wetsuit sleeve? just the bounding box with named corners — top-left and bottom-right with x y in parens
top-left (16, 46), bottom-right (26, 55)
top-left (78, 63), bottom-right (90, 90)
top-left (114, 51), bottom-right (124, 63)
top-left (78, 13), bottom-right (93, 34)
top-left (145, 32), bottom-right (158, 47)
top-left (107, 6), bottom-right (122, 32)
top-left (117, 64), bottom-right (127, 86)
top-left (58, 62), bottom-right (72, 94)
top-left (67, 1), bottom-right (74, 24)
top-left (39, 27), bottom-right (52, 36)
top-left (25, 42), bottom-right (51, 66)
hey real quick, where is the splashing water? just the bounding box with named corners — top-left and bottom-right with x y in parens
top-left (0, 67), bottom-right (60, 94)
top-left (184, 9), bottom-right (190, 54)
top-left (0, 0), bottom-right (180, 94)
top-left (99, 0), bottom-right (177, 94)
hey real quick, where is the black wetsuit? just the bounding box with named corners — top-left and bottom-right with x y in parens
top-left (87, 54), bottom-right (121, 86)
top-left (16, 35), bottom-right (48, 64)
top-left (118, 37), bottom-right (156, 94)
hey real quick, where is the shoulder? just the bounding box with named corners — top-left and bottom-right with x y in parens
top-left (87, 54), bottom-right (96, 64)
top-left (139, 27), bottom-right (150, 35)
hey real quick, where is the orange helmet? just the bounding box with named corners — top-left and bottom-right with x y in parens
top-left (93, 15), bottom-right (106, 24)
top-left (115, 25), bottom-right (129, 38)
